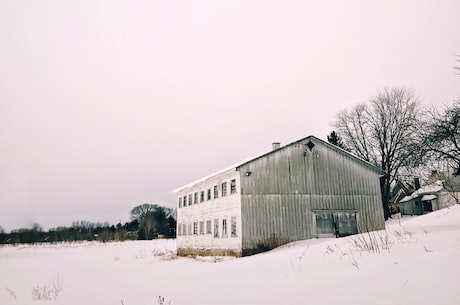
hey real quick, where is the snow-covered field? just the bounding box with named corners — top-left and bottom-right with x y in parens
top-left (1, 206), bottom-right (460, 305)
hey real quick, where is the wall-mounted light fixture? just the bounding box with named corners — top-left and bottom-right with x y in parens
top-left (245, 171), bottom-right (252, 176)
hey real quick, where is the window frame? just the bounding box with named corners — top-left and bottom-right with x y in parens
top-left (193, 222), bottom-right (198, 235)
top-left (222, 219), bottom-right (228, 238)
top-left (231, 216), bottom-right (237, 237)
top-left (200, 191), bottom-right (205, 202)
top-left (213, 219), bottom-right (219, 238)
top-left (221, 182), bottom-right (227, 196)
top-left (230, 179), bottom-right (237, 194)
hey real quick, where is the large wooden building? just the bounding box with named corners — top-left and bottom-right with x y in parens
top-left (173, 136), bottom-right (385, 256)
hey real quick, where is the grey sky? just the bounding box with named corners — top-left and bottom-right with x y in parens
top-left (1, 0), bottom-right (459, 232)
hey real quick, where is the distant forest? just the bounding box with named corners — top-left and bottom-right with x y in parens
top-left (0, 204), bottom-right (176, 244)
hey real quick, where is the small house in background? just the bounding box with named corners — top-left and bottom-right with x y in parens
top-left (398, 175), bottom-right (460, 215)
top-left (173, 136), bottom-right (386, 257)
top-left (390, 179), bottom-right (417, 213)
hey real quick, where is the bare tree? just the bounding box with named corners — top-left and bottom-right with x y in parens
top-left (333, 87), bottom-right (422, 219)
top-left (130, 204), bottom-right (159, 239)
top-left (130, 204), bottom-right (174, 239)
top-left (421, 100), bottom-right (460, 174)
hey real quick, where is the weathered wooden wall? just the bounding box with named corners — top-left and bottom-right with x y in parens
top-left (237, 138), bottom-right (385, 254)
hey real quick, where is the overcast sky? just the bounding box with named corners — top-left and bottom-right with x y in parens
top-left (1, 0), bottom-right (459, 232)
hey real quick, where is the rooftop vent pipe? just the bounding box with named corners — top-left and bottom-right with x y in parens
top-left (272, 142), bottom-right (280, 150)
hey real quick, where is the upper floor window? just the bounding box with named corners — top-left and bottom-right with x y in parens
top-left (230, 179), bottom-right (237, 194)
top-left (207, 189), bottom-right (211, 201)
top-left (213, 185), bottom-right (219, 199)
top-left (178, 197), bottom-right (182, 208)
top-left (200, 191), bottom-right (205, 202)
top-left (188, 194), bottom-right (192, 206)
top-left (221, 182), bottom-right (227, 196)
top-left (183, 196), bottom-right (187, 206)
top-left (194, 192), bottom-right (198, 204)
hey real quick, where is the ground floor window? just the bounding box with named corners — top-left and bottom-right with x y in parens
top-left (231, 217), bottom-right (237, 237)
top-left (222, 219), bottom-right (228, 238)
top-left (180, 217), bottom-right (238, 238)
top-left (193, 222), bottom-right (198, 235)
top-left (213, 219), bottom-right (219, 238)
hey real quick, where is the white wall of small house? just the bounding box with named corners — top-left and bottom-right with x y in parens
top-left (175, 169), bottom-right (242, 253)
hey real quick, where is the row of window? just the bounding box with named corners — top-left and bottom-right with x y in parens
top-left (177, 217), bottom-right (237, 238)
top-left (178, 179), bottom-right (237, 208)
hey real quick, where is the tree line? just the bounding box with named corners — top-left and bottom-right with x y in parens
top-left (0, 204), bottom-right (176, 244)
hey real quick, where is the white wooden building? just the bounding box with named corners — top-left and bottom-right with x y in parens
top-left (398, 177), bottom-right (460, 215)
top-left (173, 136), bottom-right (385, 256)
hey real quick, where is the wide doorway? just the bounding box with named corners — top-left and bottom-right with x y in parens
top-left (314, 211), bottom-right (358, 238)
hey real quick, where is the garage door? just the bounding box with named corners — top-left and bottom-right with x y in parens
top-left (315, 211), bottom-right (358, 238)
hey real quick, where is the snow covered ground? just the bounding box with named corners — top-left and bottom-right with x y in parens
top-left (1, 206), bottom-right (460, 305)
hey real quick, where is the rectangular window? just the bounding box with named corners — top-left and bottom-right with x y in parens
top-left (222, 219), bottom-right (228, 238)
top-left (213, 185), bottom-right (219, 199)
top-left (193, 222), bottom-right (198, 235)
top-left (182, 224), bottom-right (186, 236)
top-left (200, 191), bottom-right (205, 202)
top-left (177, 224), bottom-right (181, 236)
top-left (178, 197), bottom-right (182, 208)
top-left (231, 217), bottom-right (237, 237)
top-left (183, 196), bottom-right (187, 206)
top-left (199, 221), bottom-right (204, 235)
top-left (189, 223), bottom-right (193, 235)
top-left (207, 189), bottom-right (211, 201)
top-left (194, 192), bottom-right (198, 204)
top-left (206, 220), bottom-right (212, 234)
top-left (188, 194), bottom-right (193, 206)
top-left (230, 179), bottom-right (237, 194)
top-left (213, 219), bottom-right (219, 238)
top-left (221, 182), bottom-right (227, 196)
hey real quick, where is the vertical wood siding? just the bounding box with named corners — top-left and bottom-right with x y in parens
top-left (238, 139), bottom-right (385, 252)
